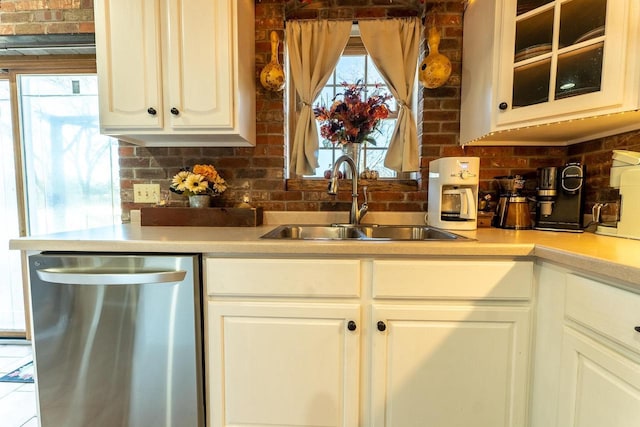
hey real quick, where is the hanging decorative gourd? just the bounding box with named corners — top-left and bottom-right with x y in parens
top-left (260, 31), bottom-right (286, 92)
top-left (418, 12), bottom-right (452, 89)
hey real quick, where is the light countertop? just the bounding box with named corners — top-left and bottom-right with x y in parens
top-left (9, 211), bottom-right (640, 289)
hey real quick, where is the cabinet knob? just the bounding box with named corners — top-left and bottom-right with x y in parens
top-left (170, 107), bottom-right (180, 116)
top-left (635, 326), bottom-right (640, 333)
top-left (147, 107), bottom-right (157, 116)
top-left (347, 320), bottom-right (357, 331)
top-left (498, 102), bottom-right (508, 110)
top-left (377, 321), bottom-right (386, 332)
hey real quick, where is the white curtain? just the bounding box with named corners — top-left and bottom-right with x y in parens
top-left (359, 18), bottom-right (421, 172)
top-left (286, 20), bottom-right (351, 176)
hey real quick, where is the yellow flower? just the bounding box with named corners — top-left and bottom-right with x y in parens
top-left (171, 170), bottom-right (190, 191)
top-left (212, 180), bottom-right (227, 193)
top-left (184, 173), bottom-right (208, 194)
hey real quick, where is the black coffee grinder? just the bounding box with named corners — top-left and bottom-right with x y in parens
top-left (535, 163), bottom-right (586, 231)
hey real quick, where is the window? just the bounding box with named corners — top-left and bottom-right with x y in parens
top-left (312, 37), bottom-right (398, 178)
top-left (19, 74), bottom-right (121, 235)
top-left (291, 33), bottom-right (406, 179)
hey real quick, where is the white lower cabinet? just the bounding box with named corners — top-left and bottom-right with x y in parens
top-left (532, 262), bottom-right (640, 427)
top-left (205, 258), bottom-right (361, 427)
top-left (208, 301), bottom-right (360, 427)
top-left (370, 305), bottom-right (531, 427)
top-left (557, 327), bottom-right (640, 427)
top-left (369, 260), bottom-right (533, 427)
top-left (204, 257), bottom-right (534, 427)
top-left (557, 273), bottom-right (640, 427)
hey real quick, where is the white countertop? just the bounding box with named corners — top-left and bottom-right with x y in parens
top-left (9, 211), bottom-right (640, 289)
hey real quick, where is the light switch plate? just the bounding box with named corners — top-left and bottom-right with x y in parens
top-left (133, 184), bottom-right (160, 203)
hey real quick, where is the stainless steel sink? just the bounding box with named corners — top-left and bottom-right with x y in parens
top-left (260, 224), bottom-right (473, 241)
top-left (260, 225), bottom-right (367, 240)
top-left (357, 225), bottom-right (470, 240)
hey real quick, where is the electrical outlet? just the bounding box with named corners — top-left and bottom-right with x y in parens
top-left (133, 184), bottom-right (160, 203)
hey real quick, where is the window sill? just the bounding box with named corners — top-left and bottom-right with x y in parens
top-left (286, 178), bottom-right (420, 192)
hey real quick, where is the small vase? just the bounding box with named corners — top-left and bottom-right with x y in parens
top-left (188, 194), bottom-right (211, 208)
top-left (341, 142), bottom-right (363, 178)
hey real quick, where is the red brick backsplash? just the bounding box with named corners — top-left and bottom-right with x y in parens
top-left (568, 132), bottom-right (640, 206)
top-left (0, 0), bottom-right (93, 34)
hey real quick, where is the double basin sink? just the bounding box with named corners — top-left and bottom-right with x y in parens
top-left (261, 224), bottom-right (472, 241)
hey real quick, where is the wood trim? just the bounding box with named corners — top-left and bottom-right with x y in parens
top-left (0, 55), bottom-right (96, 72)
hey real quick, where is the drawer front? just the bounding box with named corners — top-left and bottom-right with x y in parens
top-left (565, 274), bottom-right (640, 354)
top-left (206, 258), bottom-right (360, 298)
top-left (372, 260), bottom-right (533, 300)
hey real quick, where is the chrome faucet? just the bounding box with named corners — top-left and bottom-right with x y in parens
top-left (327, 155), bottom-right (368, 225)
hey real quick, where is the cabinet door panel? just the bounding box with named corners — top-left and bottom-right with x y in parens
top-left (95, 0), bottom-right (163, 129)
top-left (370, 305), bottom-right (531, 427)
top-left (208, 301), bottom-right (360, 427)
top-left (167, 0), bottom-right (233, 129)
top-left (496, 0), bottom-right (628, 127)
top-left (557, 328), bottom-right (640, 427)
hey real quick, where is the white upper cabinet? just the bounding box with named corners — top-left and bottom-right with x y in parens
top-left (94, 0), bottom-right (255, 147)
top-left (461, 0), bottom-right (640, 146)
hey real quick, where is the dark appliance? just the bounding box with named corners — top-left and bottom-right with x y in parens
top-left (535, 163), bottom-right (586, 231)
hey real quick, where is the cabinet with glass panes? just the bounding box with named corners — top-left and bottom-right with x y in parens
top-left (460, 0), bottom-right (640, 146)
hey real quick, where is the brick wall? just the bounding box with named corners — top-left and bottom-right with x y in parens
top-left (0, 0), bottom-right (94, 35)
top-left (4, 0), bottom-right (640, 219)
top-left (568, 132), bottom-right (640, 207)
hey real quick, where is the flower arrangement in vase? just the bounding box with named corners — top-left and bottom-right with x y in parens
top-left (170, 164), bottom-right (227, 208)
top-left (313, 80), bottom-right (392, 147)
top-left (314, 81), bottom-right (392, 177)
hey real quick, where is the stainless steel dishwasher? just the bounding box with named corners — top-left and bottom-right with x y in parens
top-left (28, 253), bottom-right (204, 427)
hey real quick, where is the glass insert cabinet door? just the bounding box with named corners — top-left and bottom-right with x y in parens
top-left (496, 0), bottom-right (627, 126)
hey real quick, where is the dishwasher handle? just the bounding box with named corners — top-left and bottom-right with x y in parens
top-left (36, 269), bottom-right (187, 286)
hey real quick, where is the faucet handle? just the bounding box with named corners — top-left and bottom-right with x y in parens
top-left (361, 186), bottom-right (369, 206)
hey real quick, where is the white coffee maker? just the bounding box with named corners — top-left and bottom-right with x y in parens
top-left (596, 150), bottom-right (640, 240)
top-left (428, 157), bottom-right (480, 230)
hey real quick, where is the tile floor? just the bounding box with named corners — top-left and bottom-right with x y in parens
top-left (0, 342), bottom-right (38, 427)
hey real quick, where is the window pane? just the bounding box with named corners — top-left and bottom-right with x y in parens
top-left (365, 119), bottom-right (396, 178)
top-left (374, 87), bottom-right (398, 113)
top-left (19, 75), bottom-right (121, 234)
top-left (306, 40), bottom-right (399, 178)
top-left (336, 55), bottom-right (365, 83)
top-left (555, 43), bottom-right (603, 100)
top-left (317, 145), bottom-right (339, 176)
top-left (0, 79), bottom-right (24, 331)
top-left (315, 87), bottom-right (336, 107)
top-left (366, 59), bottom-right (384, 85)
top-left (513, 59), bottom-right (551, 107)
